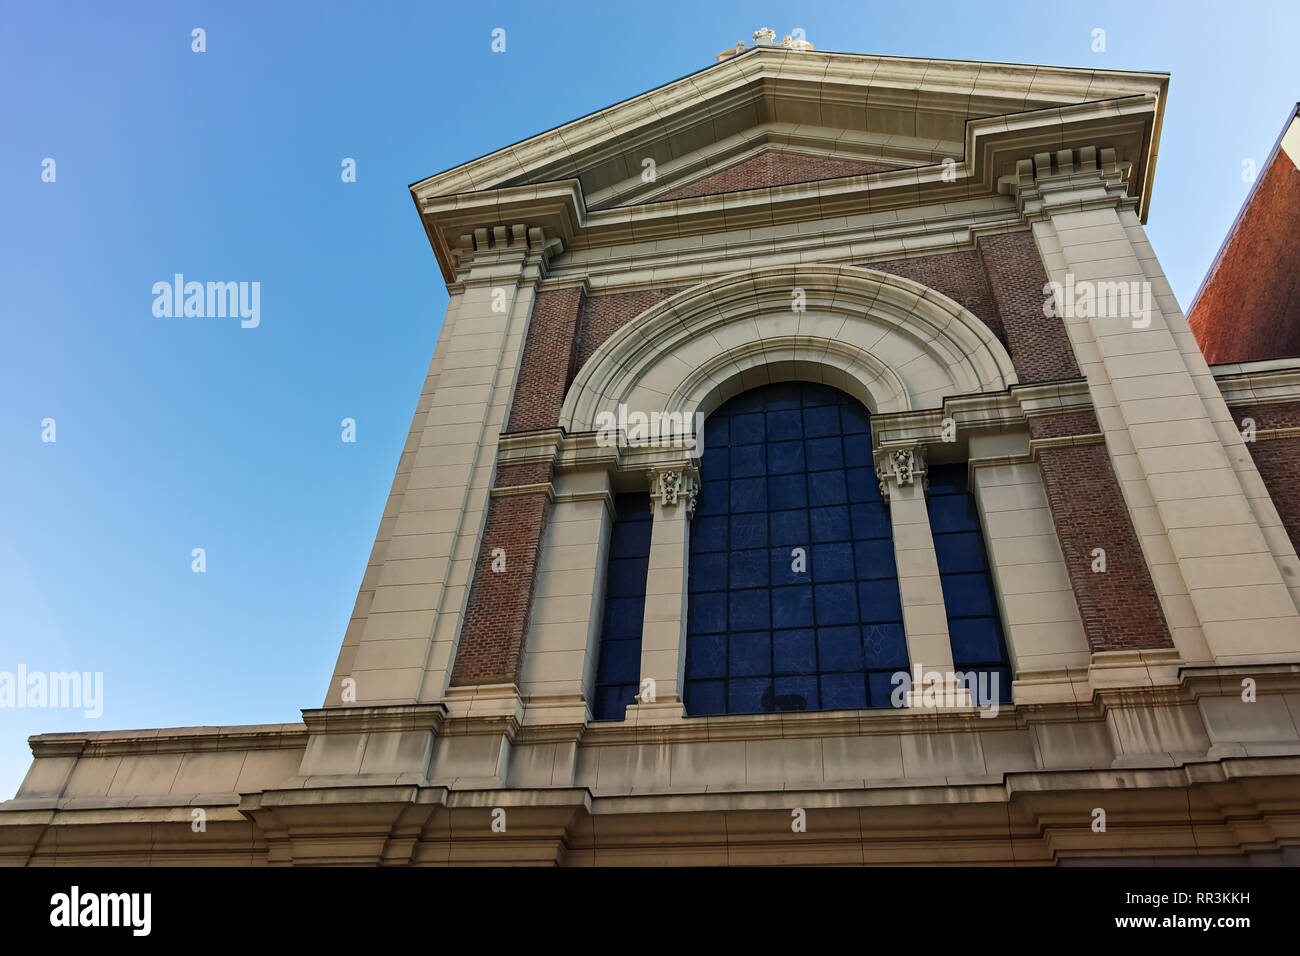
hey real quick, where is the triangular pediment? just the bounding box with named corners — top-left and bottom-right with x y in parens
top-left (411, 47), bottom-right (1167, 281)
top-left (414, 48), bottom-right (1165, 207)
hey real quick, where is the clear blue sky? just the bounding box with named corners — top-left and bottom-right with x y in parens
top-left (2, 0), bottom-right (1297, 799)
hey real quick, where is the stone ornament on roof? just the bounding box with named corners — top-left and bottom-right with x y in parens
top-left (717, 27), bottom-right (814, 61)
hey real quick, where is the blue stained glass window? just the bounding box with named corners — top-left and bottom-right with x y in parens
top-left (925, 464), bottom-right (1012, 703)
top-left (684, 382), bottom-right (907, 716)
top-left (592, 493), bottom-right (652, 720)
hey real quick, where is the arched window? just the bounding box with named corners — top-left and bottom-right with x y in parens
top-left (683, 382), bottom-right (908, 716)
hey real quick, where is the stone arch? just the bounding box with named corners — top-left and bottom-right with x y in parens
top-left (559, 265), bottom-right (1017, 432)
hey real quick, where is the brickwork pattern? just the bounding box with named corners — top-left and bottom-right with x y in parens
top-left (870, 250), bottom-right (1005, 343)
top-left (571, 287), bottom-right (684, 386)
top-left (1035, 441), bottom-right (1173, 651)
top-left (1245, 438), bottom-right (1300, 551)
top-left (506, 286), bottom-right (586, 433)
top-left (1028, 409), bottom-right (1101, 441)
top-left (1188, 152), bottom-right (1300, 364)
top-left (1228, 401), bottom-right (1300, 550)
top-left (1227, 401), bottom-right (1300, 431)
top-left (978, 232), bottom-right (1083, 383)
top-left (651, 150), bottom-right (894, 203)
top-left (450, 485), bottom-right (554, 686)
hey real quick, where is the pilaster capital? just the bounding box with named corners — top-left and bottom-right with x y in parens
top-left (647, 466), bottom-right (700, 518)
top-left (997, 145), bottom-right (1137, 221)
top-left (452, 223), bottom-right (562, 284)
top-left (874, 445), bottom-right (927, 500)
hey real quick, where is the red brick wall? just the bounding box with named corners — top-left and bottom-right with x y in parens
top-left (1030, 415), bottom-right (1173, 651)
top-left (1227, 400), bottom-right (1300, 430)
top-left (1188, 146), bottom-right (1300, 364)
top-left (450, 462), bottom-right (555, 686)
top-left (506, 286), bottom-right (585, 433)
top-left (870, 251), bottom-right (1005, 343)
top-left (572, 287), bottom-right (684, 381)
top-left (1228, 401), bottom-right (1300, 550)
top-left (1245, 439), bottom-right (1300, 551)
top-left (978, 232), bottom-right (1082, 383)
top-left (652, 150), bottom-right (894, 203)
top-left (865, 232), bottom-right (1080, 384)
top-left (1027, 409), bottom-right (1100, 440)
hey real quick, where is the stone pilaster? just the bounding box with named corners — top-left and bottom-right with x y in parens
top-left (626, 465), bottom-right (699, 722)
top-left (1003, 148), bottom-right (1300, 666)
top-left (327, 225), bottom-right (556, 708)
top-left (875, 447), bottom-right (960, 697)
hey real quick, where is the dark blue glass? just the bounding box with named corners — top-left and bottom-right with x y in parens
top-left (730, 589), bottom-right (769, 630)
top-left (730, 513), bottom-right (767, 549)
top-left (812, 542), bottom-right (854, 582)
top-left (806, 437), bottom-right (844, 471)
top-left (689, 551), bottom-right (727, 593)
top-left (774, 628), bottom-right (816, 674)
top-left (817, 626), bottom-right (864, 671)
top-left (857, 579), bottom-right (903, 623)
top-left (771, 585), bottom-right (814, 628)
top-left (685, 382), bottom-right (909, 717)
top-left (770, 547), bottom-right (809, 587)
top-left (814, 581), bottom-right (858, 626)
top-left (926, 463), bottom-right (1011, 687)
top-left (768, 474), bottom-right (808, 509)
top-left (822, 673), bottom-right (869, 710)
top-left (803, 405), bottom-right (840, 437)
top-left (808, 470), bottom-right (848, 506)
top-left (732, 412), bottom-right (765, 444)
top-left (766, 409), bottom-right (804, 440)
top-left (692, 515), bottom-right (728, 551)
top-left (771, 509), bottom-right (810, 546)
top-left (592, 494), bottom-right (653, 721)
top-left (730, 631), bottom-right (771, 676)
top-left (853, 537), bottom-right (896, 579)
top-left (686, 632), bottom-right (726, 679)
top-left (730, 478), bottom-right (767, 513)
top-left (729, 549), bottom-right (769, 589)
top-left (731, 444), bottom-right (766, 478)
top-left (810, 505), bottom-right (851, 543)
top-left (689, 591), bottom-right (728, 634)
top-left (768, 440), bottom-right (805, 474)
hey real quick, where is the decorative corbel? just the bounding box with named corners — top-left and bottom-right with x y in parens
top-left (647, 467), bottom-right (700, 518)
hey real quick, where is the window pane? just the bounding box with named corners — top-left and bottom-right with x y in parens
top-left (925, 468), bottom-right (1012, 683)
top-left (592, 493), bottom-right (652, 720)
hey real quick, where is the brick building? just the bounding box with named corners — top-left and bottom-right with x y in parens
top-left (5, 39), bottom-right (1300, 865)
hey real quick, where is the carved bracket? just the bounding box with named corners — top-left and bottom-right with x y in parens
top-left (874, 447), bottom-right (927, 500)
top-left (647, 468), bottom-right (700, 518)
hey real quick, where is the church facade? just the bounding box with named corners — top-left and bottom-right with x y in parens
top-left (5, 39), bottom-right (1300, 865)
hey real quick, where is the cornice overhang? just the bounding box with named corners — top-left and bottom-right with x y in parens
top-left (412, 47), bottom-right (1167, 283)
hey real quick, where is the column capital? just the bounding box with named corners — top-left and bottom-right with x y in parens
top-left (646, 466), bottom-right (700, 518)
top-left (874, 446), bottom-right (927, 500)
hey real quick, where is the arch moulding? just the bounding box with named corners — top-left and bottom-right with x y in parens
top-left (558, 264), bottom-right (1018, 434)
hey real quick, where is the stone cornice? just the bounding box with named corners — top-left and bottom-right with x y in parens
top-left (412, 52), bottom-right (1165, 282)
top-left (1211, 358), bottom-right (1300, 407)
top-left (27, 723), bottom-right (309, 759)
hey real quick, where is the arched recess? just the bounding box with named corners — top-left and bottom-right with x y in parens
top-left (559, 265), bottom-right (1017, 432)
